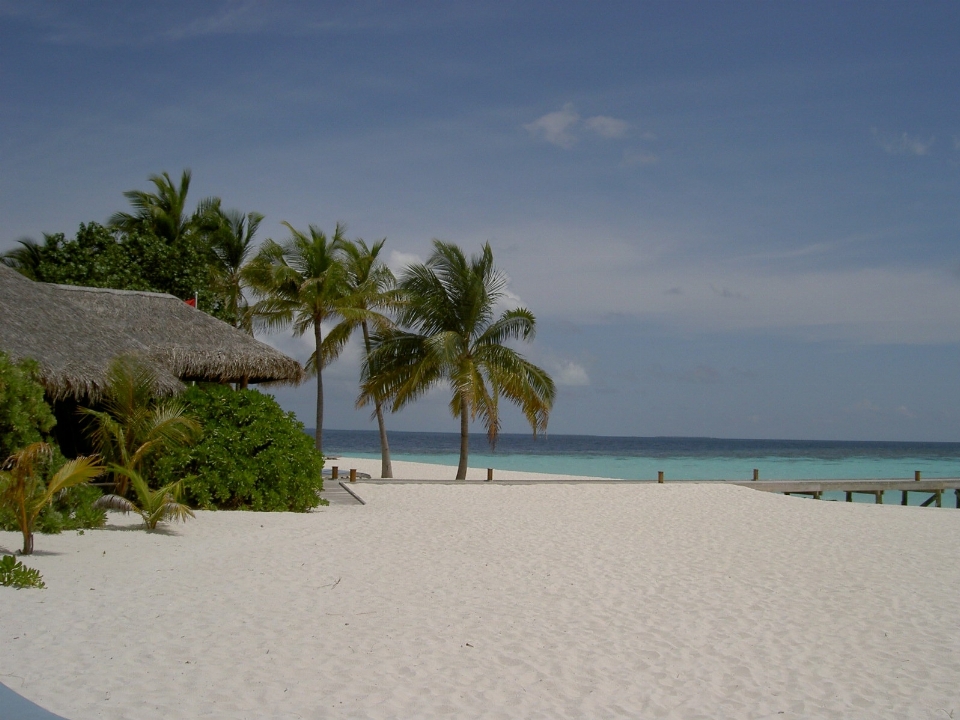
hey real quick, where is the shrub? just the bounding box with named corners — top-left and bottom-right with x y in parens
top-left (0, 352), bottom-right (56, 461)
top-left (152, 384), bottom-right (326, 512)
top-left (0, 555), bottom-right (46, 589)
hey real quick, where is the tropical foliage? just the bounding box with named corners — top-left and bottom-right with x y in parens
top-left (80, 356), bottom-right (200, 496)
top-left (2, 170), bottom-right (557, 481)
top-left (152, 384), bottom-right (326, 512)
top-left (329, 238), bottom-right (399, 477)
top-left (2, 170), bottom-right (264, 320)
top-left (0, 555), bottom-right (46, 589)
top-left (361, 241), bottom-right (555, 479)
top-left (0, 442), bottom-right (104, 554)
top-left (0, 352), bottom-right (55, 462)
top-left (94, 467), bottom-right (194, 530)
top-left (245, 222), bottom-right (352, 454)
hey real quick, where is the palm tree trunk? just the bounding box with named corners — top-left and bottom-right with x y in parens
top-left (362, 321), bottom-right (393, 478)
top-left (314, 321), bottom-right (324, 455)
top-left (457, 399), bottom-right (469, 480)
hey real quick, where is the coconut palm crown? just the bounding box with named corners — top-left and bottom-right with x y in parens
top-left (361, 240), bottom-right (555, 479)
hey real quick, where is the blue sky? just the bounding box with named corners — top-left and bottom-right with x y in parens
top-left (2, 1), bottom-right (960, 441)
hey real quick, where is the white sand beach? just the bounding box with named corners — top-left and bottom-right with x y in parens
top-left (2, 459), bottom-right (960, 719)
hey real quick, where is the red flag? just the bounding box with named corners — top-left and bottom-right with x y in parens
top-left (185, 297), bottom-right (197, 307)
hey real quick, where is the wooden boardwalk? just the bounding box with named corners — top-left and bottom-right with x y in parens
top-left (731, 479), bottom-right (960, 506)
top-left (345, 477), bottom-right (960, 508)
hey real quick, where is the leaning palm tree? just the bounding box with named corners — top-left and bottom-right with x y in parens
top-left (245, 222), bottom-right (351, 454)
top-left (361, 241), bottom-right (555, 479)
top-left (80, 356), bottom-right (200, 496)
top-left (326, 238), bottom-right (399, 477)
top-left (0, 443), bottom-right (104, 554)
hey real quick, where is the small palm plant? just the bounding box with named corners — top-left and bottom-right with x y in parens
top-left (81, 356), bottom-right (200, 496)
top-left (94, 467), bottom-right (194, 530)
top-left (0, 443), bottom-right (104, 554)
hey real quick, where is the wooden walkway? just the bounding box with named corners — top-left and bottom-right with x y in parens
top-left (320, 480), bottom-right (367, 506)
top-left (343, 477), bottom-right (960, 508)
top-left (731, 479), bottom-right (960, 506)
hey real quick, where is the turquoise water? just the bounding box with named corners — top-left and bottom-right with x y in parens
top-left (325, 430), bottom-right (960, 506)
top-left (340, 450), bottom-right (960, 482)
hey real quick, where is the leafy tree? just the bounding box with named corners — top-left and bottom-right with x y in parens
top-left (94, 467), bottom-right (193, 530)
top-left (327, 238), bottom-right (398, 477)
top-left (80, 356), bottom-right (200, 496)
top-left (0, 353), bottom-right (55, 462)
top-left (246, 222), bottom-right (351, 454)
top-left (361, 241), bottom-right (555, 479)
top-left (0, 442), bottom-right (103, 554)
top-left (152, 384), bottom-right (326, 512)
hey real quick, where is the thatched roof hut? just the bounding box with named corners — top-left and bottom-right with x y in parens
top-left (0, 264), bottom-right (303, 400)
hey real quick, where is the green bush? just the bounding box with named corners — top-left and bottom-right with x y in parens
top-left (0, 555), bottom-right (45, 589)
top-left (152, 384), bottom-right (326, 512)
top-left (0, 352), bottom-right (56, 461)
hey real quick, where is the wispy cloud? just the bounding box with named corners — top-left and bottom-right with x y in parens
top-left (710, 285), bottom-right (748, 301)
top-left (620, 149), bottom-right (658, 167)
top-left (165, 1), bottom-right (272, 40)
top-left (872, 128), bottom-right (934, 156)
top-left (524, 103), bottom-right (580, 148)
top-left (524, 104), bottom-right (632, 149)
top-left (584, 115), bottom-right (629, 139)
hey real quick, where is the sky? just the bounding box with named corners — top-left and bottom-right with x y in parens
top-left (2, 1), bottom-right (959, 442)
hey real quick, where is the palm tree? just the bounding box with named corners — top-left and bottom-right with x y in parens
top-left (94, 467), bottom-right (194, 530)
top-left (80, 356), bottom-right (200, 496)
top-left (108, 170), bottom-right (195, 244)
top-left (203, 202), bottom-right (264, 334)
top-left (0, 443), bottom-right (104, 554)
top-left (327, 238), bottom-right (399, 477)
top-left (246, 222), bottom-right (351, 455)
top-left (361, 241), bottom-right (555, 479)
top-left (1, 234), bottom-right (60, 280)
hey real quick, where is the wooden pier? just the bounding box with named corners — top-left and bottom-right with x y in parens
top-left (729, 479), bottom-right (960, 507)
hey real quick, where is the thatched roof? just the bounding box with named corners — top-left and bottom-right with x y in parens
top-left (0, 264), bottom-right (304, 400)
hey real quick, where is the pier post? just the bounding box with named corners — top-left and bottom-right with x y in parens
top-left (846, 491), bottom-right (852, 502)
top-left (902, 491), bottom-right (909, 505)
top-left (915, 470), bottom-right (921, 482)
top-left (658, 471), bottom-right (664, 484)
top-left (349, 468), bottom-right (357, 483)
top-left (753, 468), bottom-right (759, 481)
top-left (332, 466), bottom-right (338, 480)
top-left (486, 468), bottom-right (493, 482)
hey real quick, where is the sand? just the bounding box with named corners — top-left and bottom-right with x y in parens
top-left (2, 458), bottom-right (959, 719)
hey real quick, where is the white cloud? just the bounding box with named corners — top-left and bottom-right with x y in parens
top-left (524, 103), bottom-right (580, 148)
top-left (465, 221), bottom-right (960, 345)
top-left (388, 250), bottom-right (424, 276)
top-left (585, 115), bottom-right (629, 139)
top-left (620, 149), bottom-right (658, 167)
top-left (872, 128), bottom-right (934, 156)
top-left (552, 360), bottom-right (590, 386)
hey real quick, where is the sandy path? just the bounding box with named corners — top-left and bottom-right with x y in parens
top-left (2, 478), bottom-right (959, 719)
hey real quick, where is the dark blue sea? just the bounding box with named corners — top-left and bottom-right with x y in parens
top-left (320, 429), bottom-right (960, 482)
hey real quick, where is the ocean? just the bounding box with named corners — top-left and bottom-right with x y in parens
top-left (321, 429), bottom-right (960, 482)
